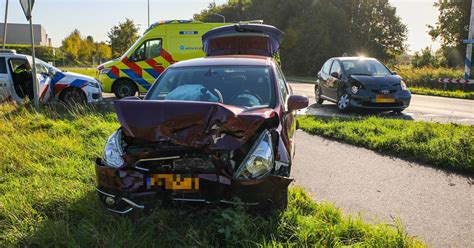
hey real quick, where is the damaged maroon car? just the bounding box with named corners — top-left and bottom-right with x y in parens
top-left (95, 24), bottom-right (309, 214)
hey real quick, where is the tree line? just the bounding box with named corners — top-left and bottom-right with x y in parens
top-left (59, 18), bottom-right (140, 67)
top-left (194, 0), bottom-right (408, 76)
top-left (53, 0), bottom-right (470, 72)
top-left (195, 0), bottom-right (470, 75)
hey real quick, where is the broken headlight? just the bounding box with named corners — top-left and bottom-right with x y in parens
top-left (102, 130), bottom-right (125, 168)
top-left (234, 130), bottom-right (274, 180)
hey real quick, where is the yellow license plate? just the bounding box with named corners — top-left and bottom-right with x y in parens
top-left (375, 95), bottom-right (395, 103)
top-left (147, 174), bottom-right (199, 190)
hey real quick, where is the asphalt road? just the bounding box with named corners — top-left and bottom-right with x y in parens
top-left (290, 83), bottom-right (474, 125)
top-left (292, 131), bottom-right (474, 247)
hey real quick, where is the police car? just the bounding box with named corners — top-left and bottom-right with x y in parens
top-left (0, 49), bottom-right (102, 104)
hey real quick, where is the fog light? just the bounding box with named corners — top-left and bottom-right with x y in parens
top-left (351, 86), bottom-right (359, 94)
top-left (105, 196), bottom-right (115, 206)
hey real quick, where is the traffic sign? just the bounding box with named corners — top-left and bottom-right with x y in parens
top-left (19, 0), bottom-right (34, 21)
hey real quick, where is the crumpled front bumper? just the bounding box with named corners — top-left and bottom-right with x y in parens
top-left (349, 89), bottom-right (411, 110)
top-left (82, 85), bottom-right (103, 103)
top-left (95, 158), bottom-right (293, 214)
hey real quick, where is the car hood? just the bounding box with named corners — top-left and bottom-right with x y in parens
top-left (62, 71), bottom-right (97, 82)
top-left (115, 100), bottom-right (277, 150)
top-left (349, 75), bottom-right (401, 87)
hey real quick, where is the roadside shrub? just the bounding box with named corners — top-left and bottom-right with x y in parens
top-left (395, 65), bottom-right (472, 91)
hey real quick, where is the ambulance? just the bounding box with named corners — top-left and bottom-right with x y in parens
top-left (97, 20), bottom-right (229, 98)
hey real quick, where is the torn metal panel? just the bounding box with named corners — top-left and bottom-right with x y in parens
top-left (115, 100), bottom-right (277, 150)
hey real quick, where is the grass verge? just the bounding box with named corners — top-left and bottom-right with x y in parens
top-left (409, 87), bottom-right (474, 100)
top-left (0, 104), bottom-right (424, 247)
top-left (60, 67), bottom-right (97, 78)
top-left (298, 116), bottom-right (474, 174)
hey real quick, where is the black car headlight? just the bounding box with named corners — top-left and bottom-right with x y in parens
top-left (234, 131), bottom-right (274, 180)
top-left (102, 130), bottom-right (125, 168)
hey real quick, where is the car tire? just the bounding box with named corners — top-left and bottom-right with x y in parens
top-left (315, 84), bottom-right (324, 104)
top-left (60, 88), bottom-right (86, 105)
top-left (113, 79), bottom-right (138, 99)
top-left (337, 93), bottom-right (351, 112)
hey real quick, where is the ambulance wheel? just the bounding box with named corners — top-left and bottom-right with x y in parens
top-left (113, 79), bottom-right (138, 99)
top-left (60, 88), bottom-right (86, 105)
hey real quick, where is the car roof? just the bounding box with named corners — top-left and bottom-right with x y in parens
top-left (333, 56), bottom-right (378, 62)
top-left (171, 55), bottom-right (274, 68)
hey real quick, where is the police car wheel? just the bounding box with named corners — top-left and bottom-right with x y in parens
top-left (113, 80), bottom-right (137, 99)
top-left (60, 88), bottom-right (86, 105)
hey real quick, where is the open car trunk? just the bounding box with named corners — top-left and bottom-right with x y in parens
top-left (202, 24), bottom-right (283, 57)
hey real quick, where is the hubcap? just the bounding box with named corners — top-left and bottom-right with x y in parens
top-left (119, 86), bottom-right (132, 97)
top-left (338, 94), bottom-right (349, 109)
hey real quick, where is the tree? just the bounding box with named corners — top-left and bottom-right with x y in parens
top-left (429, 0), bottom-right (471, 67)
top-left (194, 0), bottom-right (408, 75)
top-left (107, 18), bottom-right (140, 57)
top-left (62, 29), bottom-right (82, 62)
top-left (411, 47), bottom-right (443, 68)
top-left (334, 0), bottom-right (408, 61)
top-left (96, 42), bottom-right (112, 64)
top-left (61, 30), bottom-right (112, 66)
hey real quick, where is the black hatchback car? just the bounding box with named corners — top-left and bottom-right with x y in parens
top-left (315, 57), bottom-right (411, 112)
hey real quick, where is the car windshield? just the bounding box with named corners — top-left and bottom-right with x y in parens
top-left (342, 59), bottom-right (391, 76)
top-left (146, 66), bottom-right (275, 109)
top-left (38, 59), bottom-right (62, 75)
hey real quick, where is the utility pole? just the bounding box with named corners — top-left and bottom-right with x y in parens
top-left (464, 0), bottom-right (474, 80)
top-left (147, 0), bottom-right (150, 27)
top-left (2, 0), bottom-right (8, 49)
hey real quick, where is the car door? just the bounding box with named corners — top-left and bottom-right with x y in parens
top-left (327, 59), bottom-right (342, 100)
top-left (318, 59), bottom-right (333, 100)
top-left (128, 38), bottom-right (166, 91)
top-left (275, 65), bottom-right (296, 158)
top-left (34, 60), bottom-right (53, 102)
top-left (0, 56), bottom-right (12, 103)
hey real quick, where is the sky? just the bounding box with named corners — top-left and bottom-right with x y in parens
top-left (1, 0), bottom-right (440, 54)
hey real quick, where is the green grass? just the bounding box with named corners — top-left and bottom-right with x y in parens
top-left (60, 67), bottom-right (97, 78)
top-left (409, 87), bottom-right (474, 100)
top-left (0, 104), bottom-right (424, 247)
top-left (298, 116), bottom-right (474, 174)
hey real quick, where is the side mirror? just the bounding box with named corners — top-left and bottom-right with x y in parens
top-left (330, 72), bottom-right (340, 79)
top-left (392, 71), bottom-right (398, 75)
top-left (287, 95), bottom-right (309, 112)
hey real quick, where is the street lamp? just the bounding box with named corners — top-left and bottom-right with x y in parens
top-left (211, 13), bottom-right (225, 23)
top-left (147, 0), bottom-right (150, 27)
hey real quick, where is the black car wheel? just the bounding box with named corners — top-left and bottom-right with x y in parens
top-left (315, 84), bottom-right (324, 104)
top-left (60, 88), bottom-right (86, 105)
top-left (113, 79), bottom-right (138, 99)
top-left (337, 93), bottom-right (351, 111)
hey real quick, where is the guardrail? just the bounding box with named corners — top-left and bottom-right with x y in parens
top-left (438, 78), bottom-right (474, 91)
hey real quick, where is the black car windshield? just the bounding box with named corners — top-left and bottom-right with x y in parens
top-left (342, 59), bottom-right (391, 76)
top-left (146, 66), bottom-right (275, 109)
